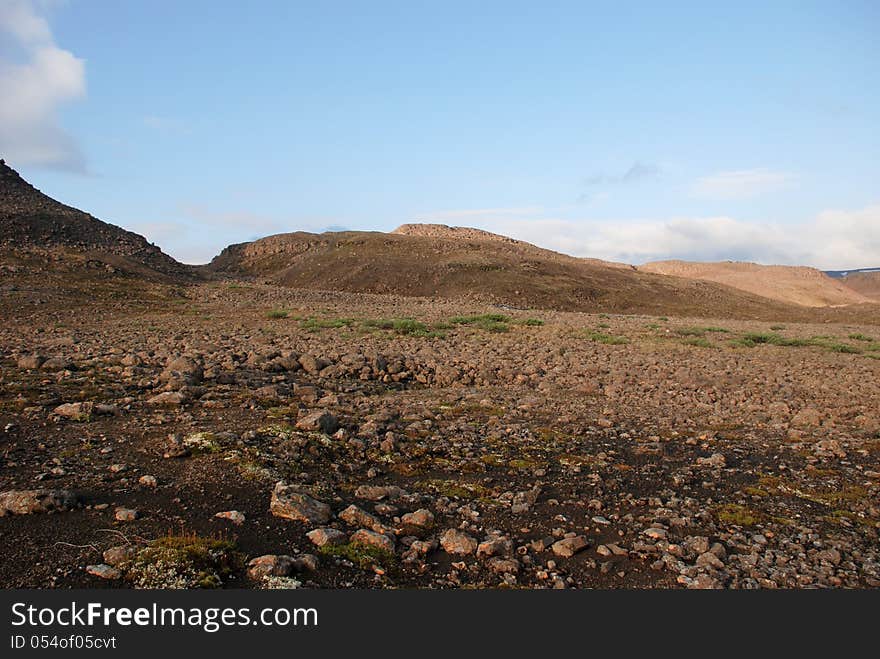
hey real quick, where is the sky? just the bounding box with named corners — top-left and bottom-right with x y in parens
top-left (1, 0), bottom-right (878, 267)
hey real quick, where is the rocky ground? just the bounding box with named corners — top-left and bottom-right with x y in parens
top-left (1, 279), bottom-right (879, 589)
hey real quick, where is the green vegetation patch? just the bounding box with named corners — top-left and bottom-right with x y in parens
top-left (449, 313), bottom-right (511, 332)
top-left (715, 503), bottom-right (764, 527)
top-left (319, 542), bottom-right (396, 569)
top-left (122, 532), bottom-right (241, 589)
top-left (362, 318), bottom-right (445, 337)
top-left (585, 330), bottom-right (629, 345)
top-left (300, 317), bottom-right (356, 331)
top-left (676, 326), bottom-right (729, 337)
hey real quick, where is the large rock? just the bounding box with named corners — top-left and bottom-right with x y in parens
top-left (299, 354), bottom-right (329, 374)
top-left (53, 402), bottom-right (93, 420)
top-left (295, 410), bottom-right (339, 434)
top-left (439, 529), bottom-right (478, 555)
top-left (269, 482), bottom-right (331, 524)
top-left (401, 508), bottom-right (434, 528)
top-left (477, 536), bottom-right (512, 558)
top-left (0, 489), bottom-right (82, 516)
top-left (791, 407), bottom-right (822, 428)
top-left (306, 527), bottom-right (348, 548)
top-left (147, 391), bottom-right (187, 407)
top-left (551, 536), bottom-right (590, 557)
top-left (350, 529), bottom-right (395, 552)
top-left (17, 354), bottom-right (45, 369)
top-left (159, 355), bottom-right (203, 387)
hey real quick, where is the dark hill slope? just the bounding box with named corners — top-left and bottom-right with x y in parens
top-left (0, 159), bottom-right (192, 281)
top-left (204, 227), bottom-right (818, 319)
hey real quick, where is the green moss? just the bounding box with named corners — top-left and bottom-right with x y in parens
top-left (123, 532), bottom-right (241, 589)
top-left (715, 504), bottom-right (764, 526)
top-left (319, 542), bottom-right (396, 569)
top-left (266, 309), bottom-right (289, 319)
top-left (415, 478), bottom-right (491, 499)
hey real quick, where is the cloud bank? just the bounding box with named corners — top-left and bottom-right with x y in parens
top-left (0, 0), bottom-right (86, 171)
top-left (690, 168), bottom-right (794, 200)
top-left (420, 205), bottom-right (880, 270)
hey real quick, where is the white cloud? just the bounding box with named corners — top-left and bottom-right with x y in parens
top-left (423, 204), bottom-right (880, 270)
top-left (0, 0), bottom-right (86, 171)
top-left (690, 168), bottom-right (795, 200)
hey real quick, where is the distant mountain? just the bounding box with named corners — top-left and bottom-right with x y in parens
top-left (0, 159), bottom-right (192, 281)
top-left (640, 260), bottom-right (872, 307)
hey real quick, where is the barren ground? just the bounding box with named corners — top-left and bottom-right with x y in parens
top-left (1, 276), bottom-right (879, 589)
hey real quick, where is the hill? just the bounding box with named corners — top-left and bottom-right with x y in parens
top-left (835, 271), bottom-right (880, 301)
top-left (0, 159), bottom-right (192, 281)
top-left (204, 225), bottom-right (818, 319)
top-left (639, 260), bottom-right (871, 307)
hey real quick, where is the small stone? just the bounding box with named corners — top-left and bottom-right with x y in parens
top-left (86, 564), bottom-right (121, 580)
top-left (114, 507), bottom-right (139, 522)
top-left (215, 510), bottom-right (245, 525)
top-left (487, 557), bottom-right (520, 574)
top-left (103, 546), bottom-right (137, 565)
top-left (354, 485), bottom-right (406, 501)
top-left (696, 552), bottom-right (725, 569)
top-left (696, 453), bottom-right (726, 468)
top-left (138, 474), bottom-right (158, 488)
top-left (247, 555), bottom-right (295, 580)
top-left (643, 528), bottom-right (668, 540)
top-left (338, 504), bottom-right (387, 533)
top-left (147, 391), bottom-right (187, 406)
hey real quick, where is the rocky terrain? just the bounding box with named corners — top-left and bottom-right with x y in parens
top-left (640, 260), bottom-right (872, 307)
top-left (1, 162), bottom-right (879, 590)
top-left (1, 277), bottom-right (879, 590)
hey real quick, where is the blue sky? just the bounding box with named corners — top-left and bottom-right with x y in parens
top-left (1, 0), bottom-right (879, 267)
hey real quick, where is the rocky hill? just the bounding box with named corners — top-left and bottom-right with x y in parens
top-left (835, 271), bottom-right (880, 301)
top-left (639, 260), bottom-right (872, 307)
top-left (204, 226), bottom-right (815, 319)
top-left (0, 160), bottom-right (192, 281)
